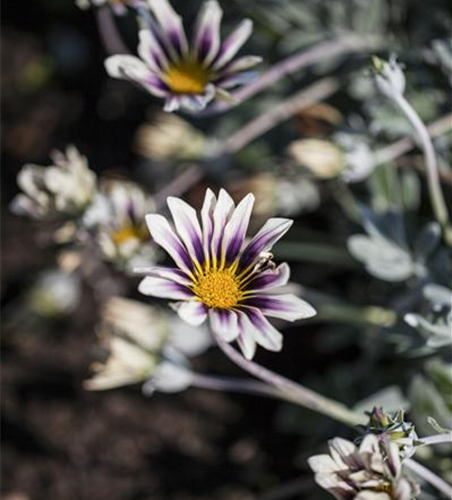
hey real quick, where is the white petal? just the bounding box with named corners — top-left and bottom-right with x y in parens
top-left (194, 0), bottom-right (223, 65)
top-left (167, 197), bottom-right (204, 265)
top-left (209, 309), bottom-right (240, 342)
top-left (145, 214), bottom-right (193, 275)
top-left (223, 193), bottom-right (255, 263)
top-left (211, 188), bottom-right (235, 262)
top-left (138, 276), bottom-right (192, 300)
top-left (173, 301), bottom-right (208, 326)
top-left (213, 19), bottom-right (254, 70)
top-left (245, 294), bottom-right (316, 321)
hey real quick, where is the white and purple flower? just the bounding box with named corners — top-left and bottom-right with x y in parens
top-left (105, 0), bottom-right (262, 111)
top-left (137, 188), bottom-right (316, 360)
top-left (308, 435), bottom-right (420, 500)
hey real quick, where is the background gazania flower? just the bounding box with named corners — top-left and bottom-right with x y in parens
top-left (308, 435), bottom-right (420, 500)
top-left (105, 0), bottom-right (262, 111)
top-left (137, 188), bottom-right (316, 359)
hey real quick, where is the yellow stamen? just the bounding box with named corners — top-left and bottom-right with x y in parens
top-left (162, 60), bottom-right (210, 94)
top-left (193, 268), bottom-right (243, 309)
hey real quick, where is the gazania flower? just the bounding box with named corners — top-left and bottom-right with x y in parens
top-left (308, 435), bottom-right (420, 500)
top-left (84, 180), bottom-right (156, 269)
top-left (137, 188), bottom-right (316, 359)
top-left (105, 0), bottom-right (262, 112)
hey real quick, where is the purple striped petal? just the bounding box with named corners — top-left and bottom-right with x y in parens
top-left (167, 197), bottom-right (204, 266)
top-left (138, 29), bottom-right (169, 72)
top-left (236, 313), bottom-right (257, 359)
top-left (104, 55), bottom-right (170, 97)
top-left (223, 193), bottom-right (254, 263)
top-left (174, 301), bottom-right (208, 326)
top-left (201, 188), bottom-right (217, 262)
top-left (134, 266), bottom-right (191, 286)
top-left (212, 19), bottom-right (253, 70)
top-left (148, 0), bottom-right (188, 57)
top-left (138, 276), bottom-right (192, 300)
top-left (211, 189), bottom-right (235, 262)
top-left (239, 218), bottom-right (293, 271)
top-left (245, 294), bottom-right (316, 321)
top-left (240, 307), bottom-right (283, 351)
top-left (194, 0), bottom-right (223, 65)
top-left (145, 214), bottom-right (193, 275)
top-left (245, 263), bottom-right (290, 292)
top-left (209, 309), bottom-right (240, 342)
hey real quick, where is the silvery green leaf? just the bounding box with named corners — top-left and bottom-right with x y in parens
top-left (409, 374), bottom-right (451, 439)
top-left (404, 313), bottom-right (451, 347)
top-left (353, 385), bottom-right (410, 414)
top-left (427, 417), bottom-right (451, 434)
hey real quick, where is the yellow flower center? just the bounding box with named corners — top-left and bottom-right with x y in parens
top-left (112, 224), bottom-right (147, 246)
top-left (193, 269), bottom-right (243, 309)
top-left (162, 60), bottom-right (210, 94)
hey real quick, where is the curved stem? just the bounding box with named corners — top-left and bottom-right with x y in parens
top-left (374, 113), bottom-right (452, 177)
top-left (420, 433), bottom-right (452, 446)
top-left (392, 93), bottom-right (451, 241)
top-left (405, 459), bottom-right (452, 498)
top-left (213, 331), bottom-right (366, 427)
top-left (203, 34), bottom-right (383, 115)
top-left (190, 373), bottom-right (284, 400)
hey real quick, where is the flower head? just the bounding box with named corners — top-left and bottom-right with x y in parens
top-left (11, 146), bottom-right (96, 220)
top-left (105, 0), bottom-right (262, 111)
top-left (85, 296), bottom-right (211, 392)
top-left (137, 188), bottom-right (316, 359)
top-left (84, 180), bottom-right (156, 269)
top-left (308, 435), bottom-right (420, 500)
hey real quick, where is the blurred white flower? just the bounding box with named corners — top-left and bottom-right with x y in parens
top-left (308, 434), bottom-right (419, 500)
top-left (135, 113), bottom-right (209, 161)
top-left (288, 136), bottom-right (375, 183)
top-left (11, 146), bottom-right (97, 220)
top-left (85, 180), bottom-right (156, 270)
top-left (289, 139), bottom-right (345, 179)
top-left (28, 270), bottom-right (81, 318)
top-left (85, 297), bottom-right (211, 392)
